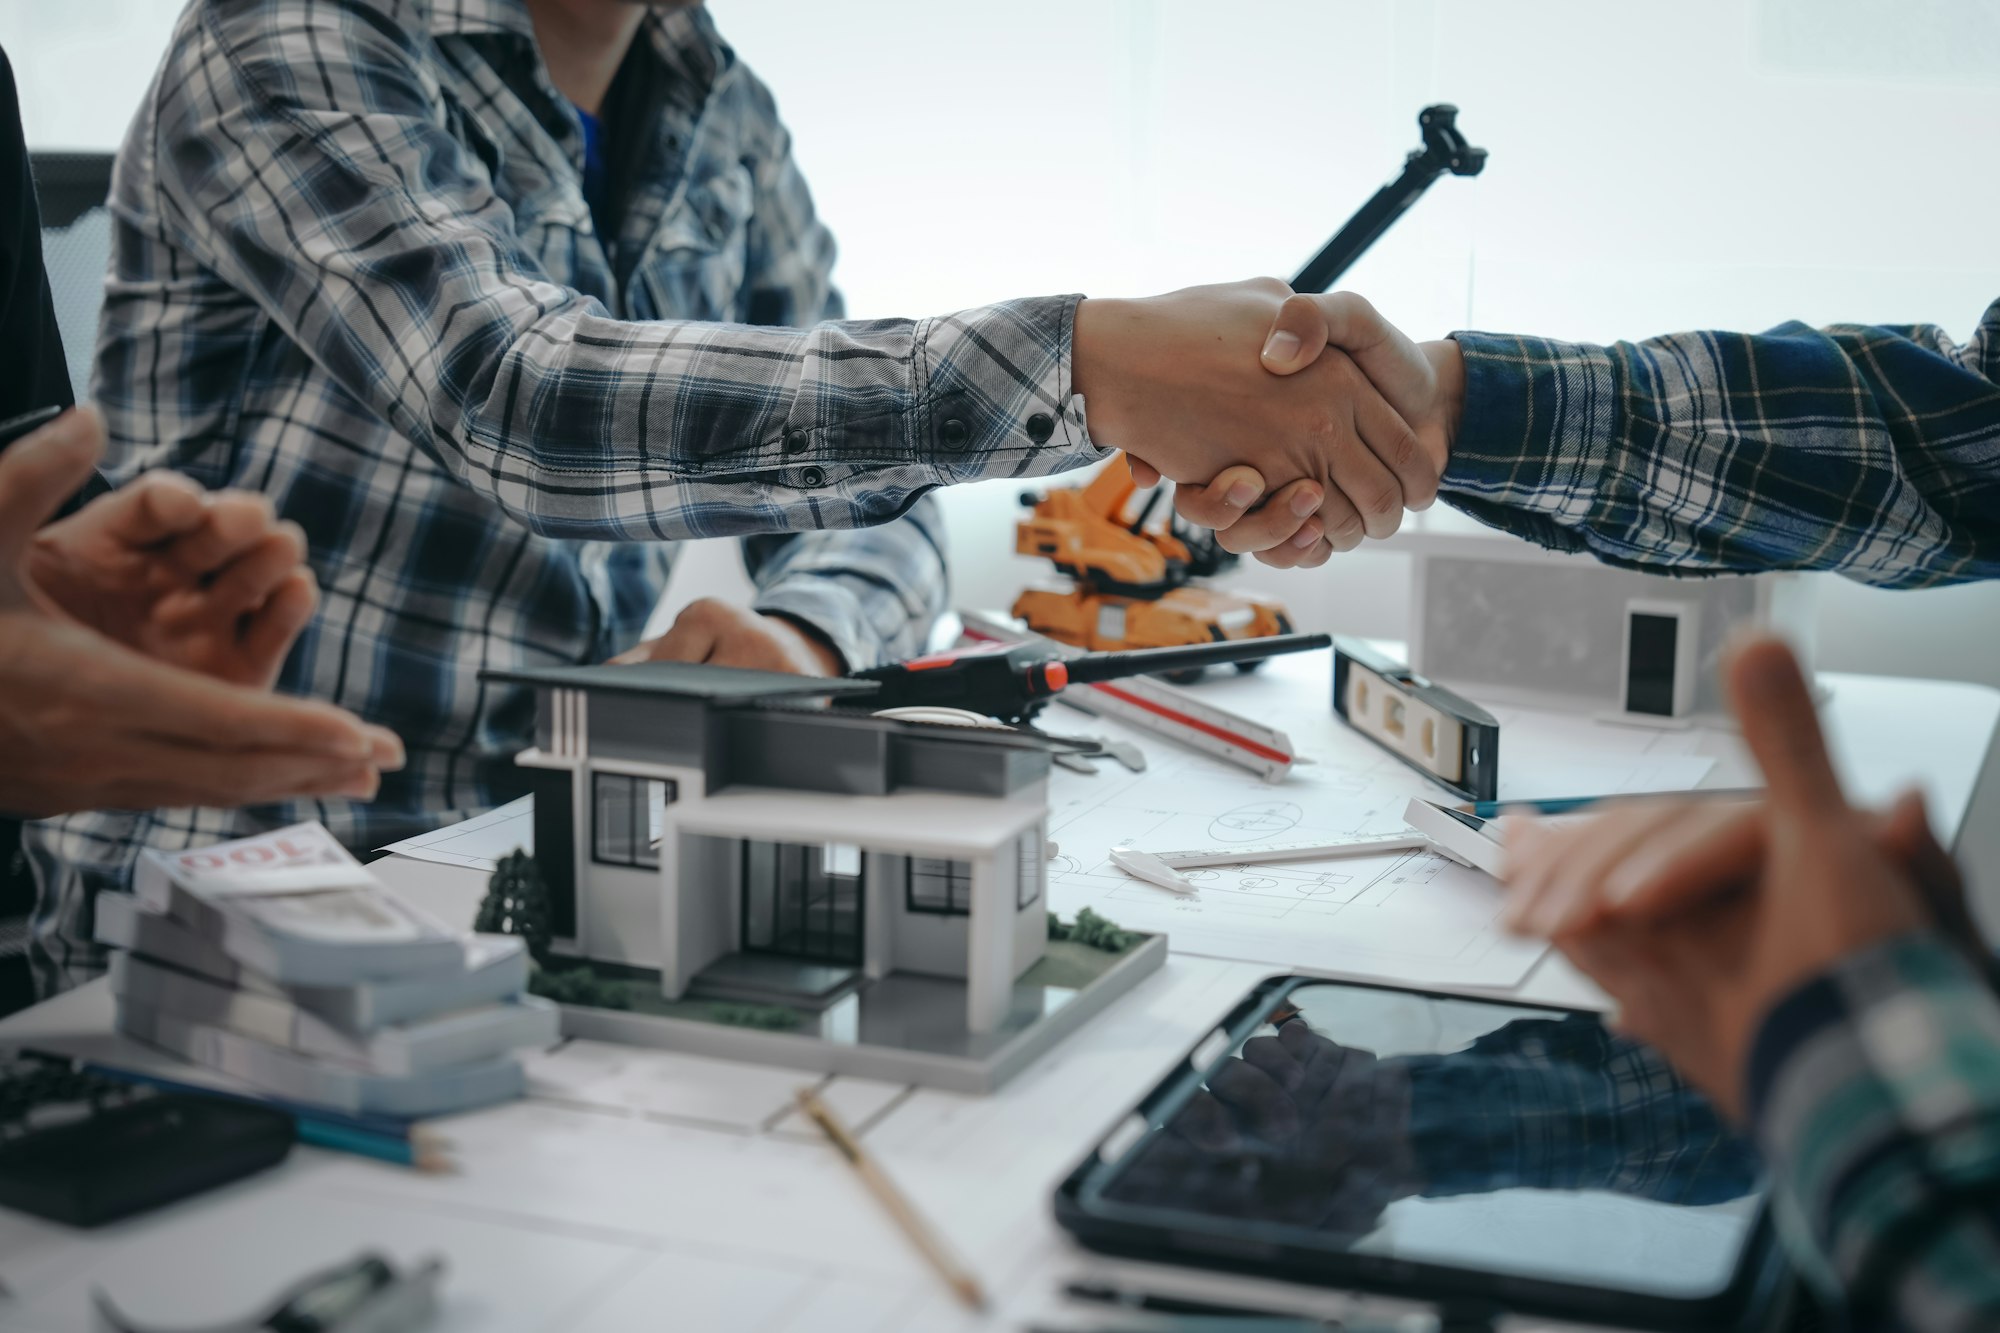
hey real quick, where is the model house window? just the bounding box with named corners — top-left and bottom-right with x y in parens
top-left (1016, 829), bottom-right (1043, 910)
top-left (591, 773), bottom-right (676, 869)
top-left (906, 857), bottom-right (971, 914)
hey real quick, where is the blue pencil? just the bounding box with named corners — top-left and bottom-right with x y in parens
top-left (296, 1117), bottom-right (452, 1172)
top-left (1466, 787), bottom-right (1762, 818)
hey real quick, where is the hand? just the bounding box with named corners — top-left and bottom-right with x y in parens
top-left (1500, 789), bottom-right (1973, 953)
top-left (1073, 279), bottom-right (1431, 557)
top-left (24, 408), bottom-right (318, 688)
top-left (612, 598), bottom-right (844, 675)
top-left (1163, 292), bottom-right (1466, 569)
top-left (1499, 638), bottom-right (1931, 1118)
top-left (0, 408), bottom-right (403, 817)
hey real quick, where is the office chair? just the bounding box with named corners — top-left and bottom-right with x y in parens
top-left (29, 151), bottom-right (115, 403)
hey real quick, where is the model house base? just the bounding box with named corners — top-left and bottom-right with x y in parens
top-left (547, 930), bottom-right (1165, 1094)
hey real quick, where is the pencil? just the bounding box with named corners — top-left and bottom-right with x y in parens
top-left (794, 1087), bottom-right (986, 1312)
top-left (296, 1117), bottom-right (455, 1173)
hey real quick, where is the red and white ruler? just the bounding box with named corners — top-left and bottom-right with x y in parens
top-left (957, 610), bottom-right (1302, 783)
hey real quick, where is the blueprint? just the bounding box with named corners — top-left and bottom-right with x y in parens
top-left (1040, 683), bottom-right (1715, 990)
top-left (1043, 752), bottom-right (1554, 988)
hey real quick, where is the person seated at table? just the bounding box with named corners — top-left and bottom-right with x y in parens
top-left (1181, 292), bottom-right (2000, 1326)
top-left (1500, 636), bottom-right (2000, 1333)
top-left (26, 0), bottom-right (1435, 989)
top-left (1168, 290), bottom-right (1999, 580)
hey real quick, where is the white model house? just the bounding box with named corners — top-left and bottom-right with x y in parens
top-left (484, 662), bottom-right (1056, 1036)
top-left (1384, 513), bottom-right (1818, 720)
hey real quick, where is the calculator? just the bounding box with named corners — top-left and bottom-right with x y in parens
top-left (0, 1051), bottom-right (293, 1226)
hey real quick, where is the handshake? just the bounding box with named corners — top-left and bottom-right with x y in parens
top-left (1072, 278), bottom-right (1464, 570)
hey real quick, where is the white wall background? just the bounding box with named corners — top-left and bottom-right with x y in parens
top-left (5, 0), bottom-right (1998, 693)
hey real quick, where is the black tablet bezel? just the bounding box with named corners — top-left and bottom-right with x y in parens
top-left (1053, 973), bottom-right (1792, 1333)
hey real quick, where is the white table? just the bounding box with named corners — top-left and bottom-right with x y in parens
top-left (2, 664), bottom-right (1994, 1333)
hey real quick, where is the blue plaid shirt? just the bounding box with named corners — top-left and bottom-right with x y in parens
top-left (1443, 298), bottom-right (2000, 587)
top-left (28, 0), bottom-right (1098, 989)
top-left (1443, 311), bottom-right (2000, 1329)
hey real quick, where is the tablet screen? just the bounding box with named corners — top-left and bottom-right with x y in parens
top-left (1081, 980), bottom-right (1766, 1302)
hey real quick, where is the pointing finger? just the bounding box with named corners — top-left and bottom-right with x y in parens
top-left (1725, 637), bottom-right (1846, 820)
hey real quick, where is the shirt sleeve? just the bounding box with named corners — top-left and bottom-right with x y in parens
top-left (1439, 300), bottom-right (2000, 588)
top-left (149, 1), bottom-right (1100, 543)
top-left (1744, 931), bottom-right (2000, 1328)
top-left (716, 71), bottom-right (944, 671)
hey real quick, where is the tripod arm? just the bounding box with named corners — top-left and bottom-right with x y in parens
top-left (1290, 103), bottom-right (1486, 294)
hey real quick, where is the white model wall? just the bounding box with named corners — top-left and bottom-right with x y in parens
top-left (7, 0), bottom-right (1996, 694)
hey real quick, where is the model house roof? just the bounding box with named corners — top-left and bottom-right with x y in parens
top-left (481, 660), bottom-right (881, 702)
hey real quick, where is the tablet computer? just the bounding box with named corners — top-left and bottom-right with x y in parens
top-left (1054, 974), bottom-right (1792, 1331)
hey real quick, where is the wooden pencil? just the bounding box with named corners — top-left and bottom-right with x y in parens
top-left (794, 1086), bottom-right (986, 1312)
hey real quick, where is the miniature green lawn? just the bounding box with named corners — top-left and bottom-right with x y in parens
top-left (529, 965), bottom-right (802, 1030)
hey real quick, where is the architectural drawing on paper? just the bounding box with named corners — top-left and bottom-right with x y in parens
top-left (481, 660), bottom-right (1165, 1092)
top-left (1041, 749), bottom-right (1550, 989)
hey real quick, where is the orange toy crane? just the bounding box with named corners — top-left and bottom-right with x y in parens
top-left (1011, 462), bottom-right (1294, 676)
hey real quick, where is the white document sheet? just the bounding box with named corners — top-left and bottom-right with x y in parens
top-left (376, 795), bottom-right (534, 872)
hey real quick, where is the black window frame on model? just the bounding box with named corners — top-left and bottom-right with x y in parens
top-left (905, 856), bottom-right (972, 915)
top-left (589, 772), bottom-right (676, 870)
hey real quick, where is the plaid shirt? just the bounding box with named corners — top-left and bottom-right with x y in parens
top-left (1746, 934), bottom-right (2000, 1330)
top-left (26, 0), bottom-right (1098, 990)
top-left (1443, 297), bottom-right (2000, 587)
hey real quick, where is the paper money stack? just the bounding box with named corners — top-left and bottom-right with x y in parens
top-left (94, 822), bottom-right (556, 1119)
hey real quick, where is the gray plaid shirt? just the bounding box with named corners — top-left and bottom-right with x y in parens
top-left (29, 0), bottom-right (1098, 989)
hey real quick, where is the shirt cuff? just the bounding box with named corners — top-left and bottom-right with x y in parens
top-left (1744, 931), bottom-right (2000, 1300)
top-left (1435, 330), bottom-right (1620, 554)
top-left (911, 293), bottom-right (1103, 484)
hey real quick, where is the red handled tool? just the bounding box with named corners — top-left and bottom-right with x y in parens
top-left (851, 634), bottom-right (1332, 726)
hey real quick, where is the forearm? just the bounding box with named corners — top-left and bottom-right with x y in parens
top-left (1746, 932), bottom-right (2000, 1327)
top-left (1437, 301), bottom-right (2000, 587)
top-left (162, 3), bottom-right (1101, 543)
top-left (740, 495), bottom-right (949, 671)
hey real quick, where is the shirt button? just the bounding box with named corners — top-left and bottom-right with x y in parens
top-left (939, 417), bottom-right (970, 450)
top-left (1025, 413), bottom-right (1055, 444)
top-left (799, 465), bottom-right (827, 487)
top-left (784, 429), bottom-right (810, 454)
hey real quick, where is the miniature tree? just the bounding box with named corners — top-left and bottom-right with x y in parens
top-left (475, 849), bottom-right (553, 964)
